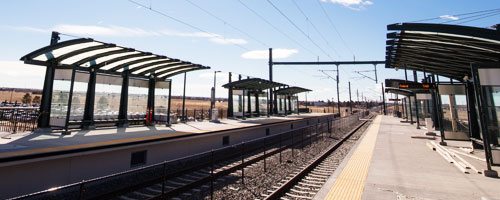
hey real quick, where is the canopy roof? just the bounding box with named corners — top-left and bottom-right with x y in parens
top-left (385, 87), bottom-right (414, 96)
top-left (222, 78), bottom-right (286, 90)
top-left (274, 86), bottom-right (311, 95)
top-left (20, 35), bottom-right (210, 79)
top-left (386, 23), bottom-right (500, 81)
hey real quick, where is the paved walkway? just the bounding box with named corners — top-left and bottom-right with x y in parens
top-left (316, 115), bottom-right (500, 200)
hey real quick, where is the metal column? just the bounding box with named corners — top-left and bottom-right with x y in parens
top-left (349, 81), bottom-right (352, 114)
top-left (268, 48), bottom-right (274, 116)
top-left (147, 77), bottom-right (156, 125)
top-left (166, 79), bottom-right (172, 126)
top-left (118, 70), bottom-right (130, 127)
top-left (181, 72), bottom-right (187, 122)
top-left (228, 72), bottom-right (233, 118)
top-left (37, 31), bottom-right (60, 129)
top-left (83, 67), bottom-right (97, 129)
top-left (413, 70), bottom-right (420, 129)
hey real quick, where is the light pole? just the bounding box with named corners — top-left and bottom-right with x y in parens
top-left (210, 70), bottom-right (221, 121)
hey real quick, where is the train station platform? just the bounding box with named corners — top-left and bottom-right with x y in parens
top-left (0, 113), bottom-right (328, 164)
top-left (316, 115), bottom-right (500, 200)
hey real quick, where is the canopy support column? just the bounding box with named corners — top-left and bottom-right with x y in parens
top-left (167, 79), bottom-right (172, 126)
top-left (147, 76), bottom-right (156, 125)
top-left (413, 70), bottom-right (420, 129)
top-left (83, 67), bottom-right (97, 129)
top-left (255, 92), bottom-right (260, 117)
top-left (269, 48), bottom-right (274, 116)
top-left (287, 95), bottom-right (292, 115)
top-left (435, 75), bottom-right (446, 145)
top-left (37, 32), bottom-right (60, 129)
top-left (228, 72), bottom-right (233, 118)
top-left (181, 72), bottom-right (187, 122)
top-left (118, 70), bottom-right (129, 127)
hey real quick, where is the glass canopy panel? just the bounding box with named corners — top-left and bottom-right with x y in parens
top-left (157, 66), bottom-right (197, 78)
top-left (482, 86), bottom-right (500, 146)
top-left (59, 47), bottom-right (123, 65)
top-left (69, 71), bottom-right (89, 122)
top-left (126, 58), bottom-right (171, 70)
top-left (100, 55), bottom-right (156, 70)
top-left (155, 81), bottom-right (170, 123)
top-left (80, 51), bottom-right (141, 67)
top-left (291, 96), bottom-right (298, 113)
top-left (131, 61), bottom-right (183, 75)
top-left (277, 95), bottom-right (286, 114)
top-left (50, 69), bottom-right (73, 127)
top-left (232, 90), bottom-right (244, 117)
top-left (249, 95), bottom-right (256, 114)
top-left (94, 74), bottom-right (122, 120)
top-left (128, 78), bottom-right (148, 120)
top-left (33, 42), bottom-right (102, 61)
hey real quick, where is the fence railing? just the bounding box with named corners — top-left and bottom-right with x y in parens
top-left (0, 107), bottom-right (39, 134)
top-left (171, 108), bottom-right (225, 122)
top-left (10, 112), bottom-right (368, 200)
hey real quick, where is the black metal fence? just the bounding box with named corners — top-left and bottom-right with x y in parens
top-left (11, 112), bottom-right (368, 200)
top-left (0, 107), bottom-right (39, 133)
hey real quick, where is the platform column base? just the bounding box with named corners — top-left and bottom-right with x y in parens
top-left (425, 132), bottom-right (437, 136)
top-left (483, 169), bottom-right (498, 178)
top-left (439, 141), bottom-right (448, 146)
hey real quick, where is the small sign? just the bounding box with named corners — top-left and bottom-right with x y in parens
top-left (389, 99), bottom-right (401, 101)
top-left (399, 82), bottom-right (434, 90)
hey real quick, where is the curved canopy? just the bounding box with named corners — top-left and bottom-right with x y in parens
top-left (20, 36), bottom-right (210, 79)
top-left (385, 87), bottom-right (414, 96)
top-left (274, 86), bottom-right (311, 95)
top-left (222, 78), bottom-right (286, 91)
top-left (386, 23), bottom-right (500, 81)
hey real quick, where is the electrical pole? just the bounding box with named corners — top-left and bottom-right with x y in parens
top-left (348, 81), bottom-right (352, 114)
top-left (336, 65), bottom-right (340, 116)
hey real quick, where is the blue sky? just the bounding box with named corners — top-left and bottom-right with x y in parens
top-left (0, 0), bottom-right (498, 102)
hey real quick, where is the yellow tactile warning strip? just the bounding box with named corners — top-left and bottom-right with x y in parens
top-left (324, 115), bottom-right (381, 200)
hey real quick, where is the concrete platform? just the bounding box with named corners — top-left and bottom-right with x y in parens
top-left (0, 113), bottom-right (327, 163)
top-left (316, 115), bottom-right (500, 200)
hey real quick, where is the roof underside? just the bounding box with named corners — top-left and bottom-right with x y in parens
top-left (385, 87), bottom-right (414, 96)
top-left (20, 37), bottom-right (210, 79)
top-left (222, 78), bottom-right (286, 90)
top-left (386, 23), bottom-right (500, 81)
top-left (274, 86), bottom-right (311, 95)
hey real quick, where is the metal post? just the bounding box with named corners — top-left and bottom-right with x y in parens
top-left (269, 48), bottom-right (274, 116)
top-left (336, 65), bottom-right (340, 115)
top-left (37, 31), bottom-right (60, 129)
top-left (242, 89), bottom-right (246, 120)
top-left (166, 80), bottom-right (172, 126)
top-left (83, 67), bottom-right (97, 129)
top-left (349, 82), bottom-right (352, 114)
top-left (210, 150), bottom-right (214, 200)
top-left (263, 137), bottom-right (267, 172)
top-left (381, 83), bottom-right (386, 115)
top-left (470, 64), bottom-right (497, 177)
top-left (266, 90), bottom-right (270, 117)
top-left (436, 75), bottom-right (446, 145)
top-left (413, 71), bottom-right (420, 129)
top-left (147, 77), bottom-right (156, 125)
top-left (181, 72), bottom-right (187, 122)
top-left (118, 70), bottom-right (129, 127)
top-left (228, 72), bottom-right (233, 118)
top-left (255, 93), bottom-right (260, 116)
top-left (63, 68), bottom-right (76, 134)
top-left (287, 95), bottom-right (292, 115)
top-left (374, 64), bottom-right (378, 83)
top-left (279, 133), bottom-right (282, 163)
top-left (241, 142), bottom-right (245, 185)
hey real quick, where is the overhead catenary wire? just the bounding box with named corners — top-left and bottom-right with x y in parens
top-left (455, 11), bottom-right (500, 25)
top-left (183, 0), bottom-right (268, 47)
top-left (127, 0), bottom-right (250, 51)
top-left (291, 0), bottom-right (342, 59)
top-left (236, 0), bottom-right (317, 57)
top-left (316, 0), bottom-right (355, 58)
top-left (266, 0), bottom-right (334, 60)
top-left (407, 8), bottom-right (500, 23)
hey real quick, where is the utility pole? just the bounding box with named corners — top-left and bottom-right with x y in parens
top-left (381, 82), bottom-right (386, 115)
top-left (348, 82), bottom-right (352, 114)
top-left (336, 65), bottom-right (340, 115)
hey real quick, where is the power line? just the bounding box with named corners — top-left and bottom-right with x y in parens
top-left (127, 0), bottom-right (250, 51)
top-left (183, 0), bottom-right (268, 47)
top-left (291, 0), bottom-right (342, 59)
top-left (316, 0), bottom-right (355, 58)
top-left (236, 0), bottom-right (317, 57)
top-left (453, 10), bottom-right (500, 25)
top-left (266, 0), bottom-right (333, 60)
top-left (407, 8), bottom-right (500, 23)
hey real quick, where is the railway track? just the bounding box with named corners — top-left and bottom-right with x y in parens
top-left (261, 116), bottom-right (373, 200)
top-left (113, 114), bottom-right (368, 200)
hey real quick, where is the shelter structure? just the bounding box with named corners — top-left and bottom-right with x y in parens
top-left (386, 22), bottom-right (500, 175)
top-left (274, 86), bottom-right (311, 115)
top-left (21, 32), bottom-right (210, 130)
top-left (222, 77), bottom-right (285, 118)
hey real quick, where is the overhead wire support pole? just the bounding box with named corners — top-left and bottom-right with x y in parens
top-left (336, 65), bottom-right (340, 116)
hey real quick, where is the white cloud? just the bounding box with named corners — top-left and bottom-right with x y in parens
top-left (8, 24), bottom-right (247, 46)
top-left (241, 48), bottom-right (298, 59)
top-left (0, 61), bottom-right (45, 89)
top-left (439, 15), bottom-right (459, 21)
top-left (321, 0), bottom-right (373, 10)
